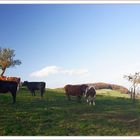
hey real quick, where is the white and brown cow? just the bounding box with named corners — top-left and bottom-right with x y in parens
top-left (84, 86), bottom-right (96, 106)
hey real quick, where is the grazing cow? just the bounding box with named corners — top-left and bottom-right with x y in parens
top-left (0, 80), bottom-right (18, 103)
top-left (64, 84), bottom-right (88, 102)
top-left (84, 86), bottom-right (96, 105)
top-left (22, 81), bottom-right (46, 97)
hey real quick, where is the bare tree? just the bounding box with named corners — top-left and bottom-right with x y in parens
top-left (0, 47), bottom-right (21, 76)
top-left (124, 72), bottom-right (140, 103)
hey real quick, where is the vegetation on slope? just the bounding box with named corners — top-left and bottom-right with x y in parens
top-left (88, 82), bottom-right (129, 94)
top-left (0, 88), bottom-right (140, 136)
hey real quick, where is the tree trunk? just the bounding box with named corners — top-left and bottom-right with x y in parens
top-left (130, 88), bottom-right (133, 99)
top-left (0, 68), bottom-right (6, 76)
top-left (133, 85), bottom-right (136, 103)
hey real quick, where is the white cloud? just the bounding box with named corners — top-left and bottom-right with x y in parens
top-left (62, 69), bottom-right (90, 77)
top-left (30, 66), bottom-right (90, 78)
top-left (30, 66), bottom-right (60, 78)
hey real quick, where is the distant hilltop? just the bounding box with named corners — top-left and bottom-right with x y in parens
top-left (87, 82), bottom-right (129, 94)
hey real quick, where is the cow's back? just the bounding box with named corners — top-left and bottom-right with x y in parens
top-left (64, 84), bottom-right (85, 96)
top-left (27, 82), bottom-right (45, 90)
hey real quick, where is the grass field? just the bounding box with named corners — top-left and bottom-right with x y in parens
top-left (0, 88), bottom-right (140, 136)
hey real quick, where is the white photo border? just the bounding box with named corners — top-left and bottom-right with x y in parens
top-left (0, 1), bottom-right (140, 140)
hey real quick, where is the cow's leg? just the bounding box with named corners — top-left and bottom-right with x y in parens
top-left (31, 91), bottom-right (34, 96)
top-left (89, 97), bottom-right (95, 106)
top-left (92, 97), bottom-right (96, 106)
top-left (77, 95), bottom-right (82, 103)
top-left (30, 90), bottom-right (34, 96)
top-left (41, 90), bottom-right (44, 98)
top-left (86, 96), bottom-right (90, 103)
top-left (67, 94), bottom-right (71, 101)
top-left (31, 90), bottom-right (35, 96)
top-left (11, 91), bottom-right (16, 104)
top-left (34, 91), bottom-right (36, 96)
top-left (93, 98), bottom-right (96, 106)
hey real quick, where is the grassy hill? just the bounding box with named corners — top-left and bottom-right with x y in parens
top-left (0, 88), bottom-right (140, 136)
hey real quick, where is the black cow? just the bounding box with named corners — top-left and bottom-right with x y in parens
top-left (0, 80), bottom-right (18, 103)
top-left (22, 81), bottom-right (46, 97)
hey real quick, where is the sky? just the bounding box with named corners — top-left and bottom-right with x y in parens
top-left (0, 4), bottom-right (140, 88)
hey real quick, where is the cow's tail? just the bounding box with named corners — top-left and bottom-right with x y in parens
top-left (17, 83), bottom-right (20, 92)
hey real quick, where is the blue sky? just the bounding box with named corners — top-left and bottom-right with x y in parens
top-left (0, 4), bottom-right (140, 88)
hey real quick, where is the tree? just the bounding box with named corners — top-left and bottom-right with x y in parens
top-left (0, 47), bottom-right (21, 76)
top-left (124, 72), bottom-right (140, 103)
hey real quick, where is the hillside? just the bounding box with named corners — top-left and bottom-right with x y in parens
top-left (87, 82), bottom-right (129, 94)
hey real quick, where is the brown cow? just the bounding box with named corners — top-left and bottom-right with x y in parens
top-left (64, 84), bottom-right (88, 102)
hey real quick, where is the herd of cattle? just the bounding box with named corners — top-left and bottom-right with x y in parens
top-left (0, 76), bottom-right (96, 105)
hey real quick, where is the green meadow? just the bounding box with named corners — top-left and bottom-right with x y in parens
top-left (0, 88), bottom-right (140, 136)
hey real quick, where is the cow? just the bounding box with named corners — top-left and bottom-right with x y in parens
top-left (22, 81), bottom-right (46, 97)
top-left (64, 84), bottom-right (88, 102)
top-left (0, 80), bottom-right (18, 103)
top-left (84, 86), bottom-right (96, 105)
top-left (0, 76), bottom-right (21, 91)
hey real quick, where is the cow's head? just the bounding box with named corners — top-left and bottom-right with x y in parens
top-left (22, 81), bottom-right (28, 86)
top-left (81, 84), bottom-right (88, 96)
top-left (83, 86), bottom-right (90, 98)
top-left (84, 86), bottom-right (96, 98)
